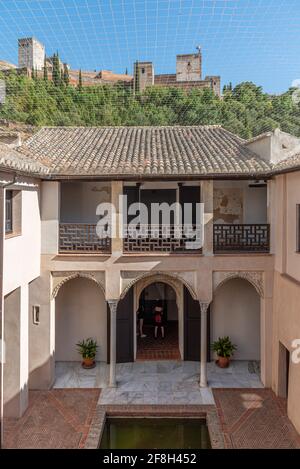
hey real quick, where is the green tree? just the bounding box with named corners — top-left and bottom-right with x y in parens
top-left (1, 72), bottom-right (300, 138)
top-left (63, 64), bottom-right (69, 86)
top-left (134, 61), bottom-right (140, 94)
top-left (78, 69), bottom-right (83, 91)
top-left (52, 53), bottom-right (61, 87)
top-left (43, 57), bottom-right (48, 81)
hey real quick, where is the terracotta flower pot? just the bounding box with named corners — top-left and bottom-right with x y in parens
top-left (82, 357), bottom-right (95, 368)
top-left (217, 356), bottom-right (230, 368)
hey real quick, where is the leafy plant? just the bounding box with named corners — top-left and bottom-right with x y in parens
top-left (211, 336), bottom-right (237, 358)
top-left (76, 337), bottom-right (98, 359)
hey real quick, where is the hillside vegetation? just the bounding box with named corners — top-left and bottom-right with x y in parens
top-left (1, 71), bottom-right (300, 139)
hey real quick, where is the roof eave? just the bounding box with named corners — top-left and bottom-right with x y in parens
top-left (42, 171), bottom-right (272, 182)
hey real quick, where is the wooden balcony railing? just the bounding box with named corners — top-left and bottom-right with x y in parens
top-left (123, 224), bottom-right (202, 253)
top-left (59, 223), bottom-right (111, 253)
top-left (213, 224), bottom-right (270, 253)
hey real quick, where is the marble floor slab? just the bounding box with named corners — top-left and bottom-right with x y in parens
top-left (54, 360), bottom-right (263, 405)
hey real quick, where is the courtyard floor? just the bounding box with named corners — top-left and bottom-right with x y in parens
top-left (213, 389), bottom-right (300, 449)
top-left (3, 388), bottom-right (300, 449)
top-left (54, 360), bottom-right (263, 406)
top-left (3, 389), bottom-right (100, 449)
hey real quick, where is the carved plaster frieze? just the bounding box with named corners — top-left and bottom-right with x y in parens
top-left (52, 271), bottom-right (105, 298)
top-left (120, 270), bottom-right (197, 302)
top-left (213, 271), bottom-right (264, 298)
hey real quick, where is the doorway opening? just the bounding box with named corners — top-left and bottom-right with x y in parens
top-left (278, 342), bottom-right (290, 399)
top-left (136, 282), bottom-right (180, 360)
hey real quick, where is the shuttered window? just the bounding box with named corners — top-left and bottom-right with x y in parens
top-left (5, 190), bottom-right (13, 233)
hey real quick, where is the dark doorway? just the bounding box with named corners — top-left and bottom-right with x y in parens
top-left (184, 286), bottom-right (200, 361)
top-left (137, 282), bottom-right (180, 360)
top-left (107, 288), bottom-right (134, 364)
top-left (278, 342), bottom-right (290, 399)
top-left (183, 287), bottom-right (210, 362)
top-left (141, 189), bottom-right (177, 225)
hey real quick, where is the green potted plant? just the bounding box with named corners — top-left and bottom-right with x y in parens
top-left (76, 337), bottom-right (98, 369)
top-left (212, 336), bottom-right (237, 368)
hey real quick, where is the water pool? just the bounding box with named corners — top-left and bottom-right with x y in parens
top-left (99, 417), bottom-right (211, 449)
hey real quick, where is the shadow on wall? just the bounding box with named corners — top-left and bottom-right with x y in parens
top-left (3, 382), bottom-right (29, 419)
top-left (4, 353), bottom-right (55, 419)
top-left (28, 353), bottom-right (55, 391)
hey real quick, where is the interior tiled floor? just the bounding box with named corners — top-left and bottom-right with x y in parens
top-left (136, 322), bottom-right (181, 360)
top-left (54, 360), bottom-right (263, 406)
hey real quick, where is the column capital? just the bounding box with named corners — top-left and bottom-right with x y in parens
top-left (107, 299), bottom-right (118, 314)
top-left (199, 301), bottom-right (210, 315)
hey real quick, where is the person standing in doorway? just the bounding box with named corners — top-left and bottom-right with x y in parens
top-left (137, 304), bottom-right (147, 338)
top-left (153, 301), bottom-right (165, 339)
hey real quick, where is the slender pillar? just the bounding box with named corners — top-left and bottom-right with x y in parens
top-left (111, 181), bottom-right (123, 255)
top-left (201, 181), bottom-right (213, 256)
top-left (199, 302), bottom-right (209, 388)
top-left (108, 300), bottom-right (118, 387)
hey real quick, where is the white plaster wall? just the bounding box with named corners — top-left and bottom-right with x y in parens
top-left (273, 172), bottom-right (300, 282)
top-left (60, 181), bottom-right (110, 223)
top-left (19, 284), bottom-right (29, 412)
top-left (243, 185), bottom-right (267, 223)
top-left (3, 187), bottom-right (41, 295)
top-left (55, 277), bottom-right (107, 362)
top-left (3, 284), bottom-right (28, 417)
top-left (41, 181), bottom-right (60, 255)
top-left (211, 278), bottom-right (260, 360)
top-left (285, 172), bottom-right (300, 282)
top-left (246, 136), bottom-right (272, 162)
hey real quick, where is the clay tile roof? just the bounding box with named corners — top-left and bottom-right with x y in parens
top-left (16, 125), bottom-right (271, 178)
top-left (273, 153), bottom-right (300, 173)
top-left (0, 143), bottom-right (49, 175)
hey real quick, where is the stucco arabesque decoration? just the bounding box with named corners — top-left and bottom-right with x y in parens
top-left (213, 271), bottom-right (264, 298)
top-left (51, 272), bottom-right (105, 299)
top-left (120, 271), bottom-right (198, 309)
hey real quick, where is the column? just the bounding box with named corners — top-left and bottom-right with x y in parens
top-left (201, 181), bottom-right (214, 255)
top-left (108, 300), bottom-right (118, 387)
top-left (199, 302), bottom-right (209, 388)
top-left (111, 181), bottom-right (123, 255)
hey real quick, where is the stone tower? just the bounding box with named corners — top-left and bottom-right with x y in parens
top-left (133, 61), bottom-right (154, 93)
top-left (18, 37), bottom-right (45, 70)
top-left (176, 52), bottom-right (202, 82)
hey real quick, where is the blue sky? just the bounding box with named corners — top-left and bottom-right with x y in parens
top-left (0, 0), bottom-right (299, 93)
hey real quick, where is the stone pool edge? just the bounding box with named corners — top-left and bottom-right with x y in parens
top-left (84, 404), bottom-right (225, 449)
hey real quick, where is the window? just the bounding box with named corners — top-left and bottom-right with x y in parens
top-left (141, 68), bottom-right (145, 74)
top-left (297, 205), bottom-right (300, 252)
top-left (5, 190), bottom-right (13, 233)
top-left (5, 190), bottom-right (22, 237)
top-left (32, 305), bottom-right (40, 325)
